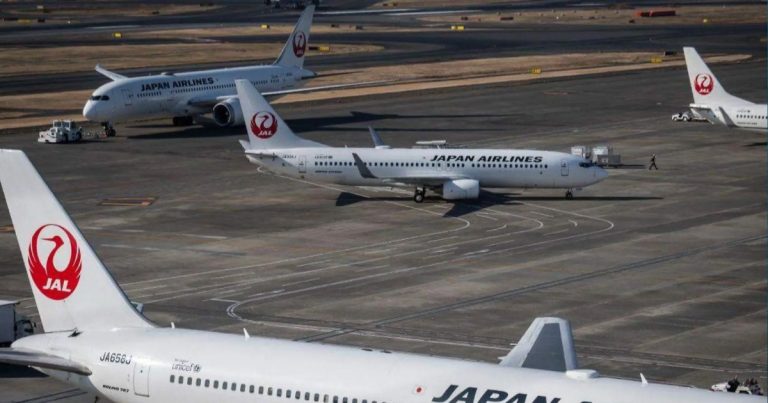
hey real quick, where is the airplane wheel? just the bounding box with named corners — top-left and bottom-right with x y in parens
top-left (414, 189), bottom-right (425, 203)
top-left (565, 190), bottom-right (574, 200)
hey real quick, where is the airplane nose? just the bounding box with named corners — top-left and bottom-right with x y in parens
top-left (83, 101), bottom-right (95, 121)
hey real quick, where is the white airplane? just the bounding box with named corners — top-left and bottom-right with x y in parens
top-left (236, 80), bottom-right (607, 201)
top-left (82, 6), bottom-right (361, 135)
top-left (683, 47), bottom-right (767, 133)
top-left (0, 148), bottom-right (759, 403)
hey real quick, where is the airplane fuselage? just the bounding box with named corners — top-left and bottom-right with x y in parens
top-left (246, 147), bottom-right (607, 190)
top-left (14, 329), bottom-right (759, 403)
top-left (83, 65), bottom-right (304, 123)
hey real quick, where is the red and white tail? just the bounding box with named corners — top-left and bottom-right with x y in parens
top-left (683, 47), bottom-right (750, 107)
top-left (274, 5), bottom-right (314, 71)
top-left (236, 79), bottom-right (326, 150)
top-left (0, 150), bottom-right (152, 332)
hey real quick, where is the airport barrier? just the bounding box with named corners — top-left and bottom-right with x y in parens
top-left (530, 67), bottom-right (542, 75)
top-left (650, 56), bottom-right (663, 64)
top-left (113, 32), bottom-right (123, 39)
top-left (381, 2), bottom-right (398, 6)
top-left (17, 18), bottom-right (32, 24)
top-left (451, 25), bottom-right (465, 31)
top-left (260, 24), bottom-right (270, 29)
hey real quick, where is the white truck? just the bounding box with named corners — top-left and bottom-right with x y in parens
top-left (0, 300), bottom-right (35, 347)
top-left (38, 120), bottom-right (83, 143)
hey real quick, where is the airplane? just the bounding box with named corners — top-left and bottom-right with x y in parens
top-left (82, 6), bottom-right (363, 136)
top-left (235, 80), bottom-right (608, 202)
top-left (683, 47), bottom-right (767, 133)
top-left (0, 148), bottom-right (759, 403)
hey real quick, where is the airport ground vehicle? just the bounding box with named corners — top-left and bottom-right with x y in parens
top-left (672, 111), bottom-right (693, 121)
top-left (38, 120), bottom-right (83, 143)
top-left (0, 300), bottom-right (34, 347)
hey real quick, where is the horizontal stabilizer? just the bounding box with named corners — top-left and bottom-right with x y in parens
top-left (368, 127), bottom-right (390, 149)
top-left (95, 64), bottom-right (127, 81)
top-left (0, 348), bottom-right (91, 375)
top-left (499, 317), bottom-right (578, 372)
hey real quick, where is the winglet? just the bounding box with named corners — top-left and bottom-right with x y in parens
top-left (640, 373), bottom-right (648, 386)
top-left (499, 317), bottom-right (578, 372)
top-left (95, 64), bottom-right (127, 81)
top-left (352, 153), bottom-right (377, 179)
top-left (369, 127), bottom-right (390, 149)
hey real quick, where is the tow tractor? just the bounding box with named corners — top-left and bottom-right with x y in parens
top-left (38, 120), bottom-right (83, 143)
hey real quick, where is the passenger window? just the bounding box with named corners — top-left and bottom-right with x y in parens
top-left (187, 377), bottom-right (193, 385)
top-left (178, 376), bottom-right (184, 384)
top-left (241, 384), bottom-right (246, 392)
top-left (324, 394), bottom-right (329, 402)
top-left (205, 379), bottom-right (210, 388)
top-left (315, 393), bottom-right (320, 401)
top-left (288, 390), bottom-right (293, 398)
top-left (305, 392), bottom-right (311, 400)
top-left (223, 381), bottom-right (228, 389)
top-left (269, 387), bottom-right (273, 396)
top-left (334, 396), bottom-right (339, 403)
top-left (250, 385), bottom-right (255, 393)
top-left (214, 381), bottom-right (219, 389)
top-left (196, 378), bottom-right (201, 387)
top-left (343, 398), bottom-right (348, 403)
top-left (259, 386), bottom-right (265, 394)
top-left (170, 375), bottom-right (175, 383)
top-left (232, 383), bottom-right (237, 391)
top-left (278, 389), bottom-right (283, 397)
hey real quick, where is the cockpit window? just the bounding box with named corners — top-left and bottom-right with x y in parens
top-left (579, 161), bottom-right (594, 168)
top-left (89, 95), bottom-right (110, 101)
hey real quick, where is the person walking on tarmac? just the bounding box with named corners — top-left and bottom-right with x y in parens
top-left (649, 154), bottom-right (658, 170)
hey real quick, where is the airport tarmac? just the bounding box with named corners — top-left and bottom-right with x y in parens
top-left (0, 59), bottom-right (765, 401)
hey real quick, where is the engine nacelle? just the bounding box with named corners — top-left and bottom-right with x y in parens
top-left (212, 98), bottom-right (244, 127)
top-left (442, 179), bottom-right (480, 200)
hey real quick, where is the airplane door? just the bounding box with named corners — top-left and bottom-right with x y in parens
top-left (298, 155), bottom-right (307, 174)
top-left (560, 159), bottom-right (569, 176)
top-left (133, 360), bottom-right (150, 397)
top-left (121, 88), bottom-right (134, 106)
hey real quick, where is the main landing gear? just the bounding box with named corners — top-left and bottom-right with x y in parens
top-left (172, 116), bottom-right (195, 126)
top-left (565, 189), bottom-right (574, 200)
top-left (101, 122), bottom-right (116, 137)
top-left (414, 187), bottom-right (426, 203)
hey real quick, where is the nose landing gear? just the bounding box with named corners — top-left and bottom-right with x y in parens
top-left (565, 189), bottom-right (574, 200)
top-left (414, 187), bottom-right (426, 203)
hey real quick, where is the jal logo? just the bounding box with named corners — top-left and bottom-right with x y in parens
top-left (694, 73), bottom-right (714, 95)
top-left (27, 224), bottom-right (82, 300)
top-left (250, 112), bottom-right (278, 139)
top-left (293, 31), bottom-right (307, 57)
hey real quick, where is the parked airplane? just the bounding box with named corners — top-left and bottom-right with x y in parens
top-left (235, 80), bottom-right (607, 201)
top-left (683, 47), bottom-right (767, 133)
top-left (82, 6), bottom-right (357, 135)
top-left (0, 148), bottom-right (758, 403)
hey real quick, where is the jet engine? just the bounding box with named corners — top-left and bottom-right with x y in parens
top-left (212, 98), bottom-right (243, 127)
top-left (442, 179), bottom-right (480, 200)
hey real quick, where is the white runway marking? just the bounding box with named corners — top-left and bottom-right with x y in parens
top-left (529, 211), bottom-right (555, 218)
top-left (569, 220), bottom-right (579, 227)
top-left (544, 229), bottom-right (569, 236)
top-left (486, 224), bottom-right (508, 232)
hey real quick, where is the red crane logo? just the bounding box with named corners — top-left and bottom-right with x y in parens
top-left (250, 112), bottom-right (278, 139)
top-left (27, 224), bottom-right (82, 300)
top-left (694, 73), bottom-right (714, 95)
top-left (293, 31), bottom-right (307, 57)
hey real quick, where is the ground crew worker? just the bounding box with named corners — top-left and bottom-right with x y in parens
top-left (649, 154), bottom-right (658, 170)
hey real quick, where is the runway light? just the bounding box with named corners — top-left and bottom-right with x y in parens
top-left (260, 24), bottom-right (270, 29)
top-left (113, 32), bottom-right (123, 39)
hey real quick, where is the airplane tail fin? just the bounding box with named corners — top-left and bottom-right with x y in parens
top-left (235, 79), bottom-right (325, 150)
top-left (0, 150), bottom-right (153, 333)
top-left (274, 5), bottom-right (315, 73)
top-left (683, 47), bottom-right (748, 106)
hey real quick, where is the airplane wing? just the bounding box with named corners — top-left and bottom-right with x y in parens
top-left (95, 64), bottom-right (127, 81)
top-left (351, 153), bottom-right (464, 186)
top-left (498, 317), bottom-right (578, 372)
top-left (0, 348), bottom-right (92, 376)
top-left (187, 81), bottom-right (391, 108)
